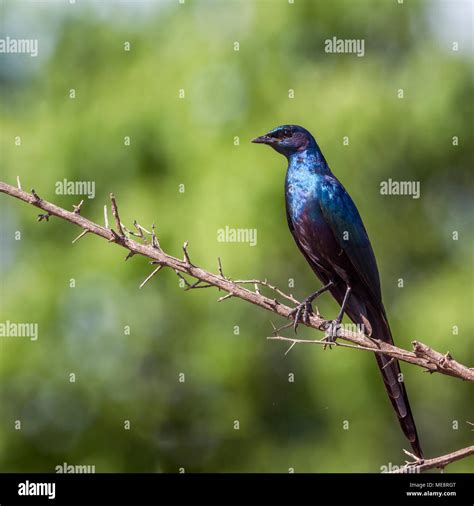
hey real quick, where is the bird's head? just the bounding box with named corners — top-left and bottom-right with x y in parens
top-left (251, 125), bottom-right (316, 157)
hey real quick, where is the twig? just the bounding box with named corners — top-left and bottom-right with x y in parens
top-left (1, 182), bottom-right (472, 382)
top-left (390, 445), bottom-right (474, 473)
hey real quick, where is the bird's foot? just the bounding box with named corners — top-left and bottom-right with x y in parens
top-left (322, 320), bottom-right (342, 349)
top-left (289, 297), bottom-right (314, 332)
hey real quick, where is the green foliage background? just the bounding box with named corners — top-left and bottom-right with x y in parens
top-left (1, 0), bottom-right (472, 472)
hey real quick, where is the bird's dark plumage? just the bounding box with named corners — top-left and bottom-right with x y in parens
top-left (253, 124), bottom-right (423, 458)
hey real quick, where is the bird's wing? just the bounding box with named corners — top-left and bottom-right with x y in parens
top-left (318, 176), bottom-right (382, 303)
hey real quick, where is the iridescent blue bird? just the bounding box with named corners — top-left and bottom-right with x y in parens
top-left (252, 124), bottom-right (423, 458)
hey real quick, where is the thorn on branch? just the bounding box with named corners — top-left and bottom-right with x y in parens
top-left (110, 193), bottom-right (124, 237)
top-left (402, 448), bottom-right (424, 464)
top-left (31, 188), bottom-right (41, 201)
top-left (128, 220), bottom-right (147, 241)
top-left (139, 265), bottom-right (163, 289)
top-left (217, 257), bottom-right (226, 278)
top-left (104, 205), bottom-right (109, 229)
top-left (175, 270), bottom-right (192, 288)
top-left (175, 270), bottom-right (212, 290)
top-left (125, 251), bottom-right (135, 261)
top-left (119, 223), bottom-right (133, 238)
top-left (183, 241), bottom-right (193, 265)
top-left (135, 221), bottom-right (151, 236)
top-left (382, 357), bottom-right (396, 370)
top-left (73, 200), bottom-right (84, 214)
top-left (37, 213), bottom-right (50, 222)
top-left (72, 229), bottom-right (89, 244)
top-left (217, 293), bottom-right (233, 302)
top-left (131, 220), bottom-right (143, 238)
top-left (440, 351), bottom-right (453, 367)
top-left (233, 278), bottom-right (300, 305)
top-left (271, 321), bottom-right (294, 335)
top-left (16, 176), bottom-right (22, 189)
top-left (285, 341), bottom-right (297, 355)
top-left (152, 223), bottom-right (161, 249)
top-left (109, 229), bottom-right (122, 243)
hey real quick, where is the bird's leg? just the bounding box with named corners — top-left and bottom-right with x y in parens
top-left (324, 285), bottom-right (352, 344)
top-left (289, 281), bottom-right (334, 332)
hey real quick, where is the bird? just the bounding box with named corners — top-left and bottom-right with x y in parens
top-left (252, 124), bottom-right (423, 458)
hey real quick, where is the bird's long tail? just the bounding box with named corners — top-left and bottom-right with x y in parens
top-left (334, 288), bottom-right (423, 458)
top-left (365, 302), bottom-right (423, 458)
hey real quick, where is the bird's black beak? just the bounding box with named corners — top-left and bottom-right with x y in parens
top-left (251, 134), bottom-right (273, 145)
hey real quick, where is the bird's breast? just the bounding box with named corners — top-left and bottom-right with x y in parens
top-left (285, 169), bottom-right (321, 223)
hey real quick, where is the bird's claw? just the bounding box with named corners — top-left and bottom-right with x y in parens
top-left (289, 298), bottom-right (314, 332)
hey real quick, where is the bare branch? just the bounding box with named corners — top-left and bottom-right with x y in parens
top-left (1, 182), bottom-right (472, 383)
top-left (390, 445), bottom-right (474, 473)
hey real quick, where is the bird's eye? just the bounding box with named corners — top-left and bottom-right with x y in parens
top-left (272, 128), bottom-right (292, 140)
